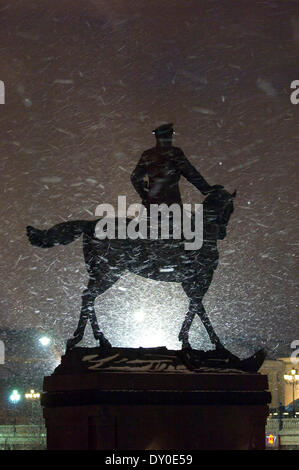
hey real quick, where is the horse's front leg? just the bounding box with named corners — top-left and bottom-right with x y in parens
top-left (181, 273), bottom-right (224, 350)
top-left (179, 279), bottom-right (202, 349)
top-left (196, 301), bottom-right (224, 349)
top-left (178, 309), bottom-right (195, 349)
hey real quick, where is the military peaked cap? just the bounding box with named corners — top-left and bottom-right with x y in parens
top-left (152, 123), bottom-right (174, 135)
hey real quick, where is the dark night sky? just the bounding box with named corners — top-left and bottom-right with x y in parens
top-left (0, 0), bottom-right (298, 358)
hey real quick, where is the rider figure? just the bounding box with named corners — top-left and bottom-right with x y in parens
top-left (131, 123), bottom-right (223, 209)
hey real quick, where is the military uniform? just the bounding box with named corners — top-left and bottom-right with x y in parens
top-left (131, 124), bottom-right (216, 208)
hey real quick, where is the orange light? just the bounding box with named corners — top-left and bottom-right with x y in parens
top-left (267, 434), bottom-right (274, 445)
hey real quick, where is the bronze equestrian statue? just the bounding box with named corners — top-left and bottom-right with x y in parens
top-left (27, 187), bottom-right (236, 351)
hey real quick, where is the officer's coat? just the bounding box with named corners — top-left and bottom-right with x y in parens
top-left (131, 145), bottom-right (212, 206)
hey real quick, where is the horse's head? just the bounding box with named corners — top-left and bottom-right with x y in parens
top-left (203, 188), bottom-right (236, 239)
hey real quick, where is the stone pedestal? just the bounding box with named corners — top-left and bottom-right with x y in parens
top-left (42, 347), bottom-right (271, 450)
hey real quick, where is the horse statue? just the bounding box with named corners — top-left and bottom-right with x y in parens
top-left (26, 188), bottom-right (236, 352)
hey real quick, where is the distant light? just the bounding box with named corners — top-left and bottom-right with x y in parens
top-left (25, 389), bottom-right (40, 400)
top-left (247, 201), bottom-right (251, 205)
top-left (284, 369), bottom-right (299, 382)
top-left (266, 434), bottom-right (275, 446)
top-left (9, 390), bottom-right (21, 404)
top-left (39, 336), bottom-right (51, 346)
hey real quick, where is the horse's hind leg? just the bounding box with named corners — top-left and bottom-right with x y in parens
top-left (87, 281), bottom-right (113, 349)
top-left (66, 285), bottom-right (98, 350)
top-left (66, 277), bottom-right (119, 350)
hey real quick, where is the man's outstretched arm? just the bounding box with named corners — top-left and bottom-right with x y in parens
top-left (175, 150), bottom-right (214, 195)
top-left (130, 153), bottom-right (148, 200)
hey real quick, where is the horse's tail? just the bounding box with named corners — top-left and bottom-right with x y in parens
top-left (26, 220), bottom-right (98, 248)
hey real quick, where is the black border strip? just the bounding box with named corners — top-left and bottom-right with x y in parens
top-left (41, 390), bottom-right (271, 407)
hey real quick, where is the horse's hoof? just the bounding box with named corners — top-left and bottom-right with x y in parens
top-left (181, 340), bottom-right (192, 350)
top-left (66, 335), bottom-right (82, 351)
top-left (66, 339), bottom-right (74, 351)
top-left (66, 339), bottom-right (76, 351)
top-left (98, 334), bottom-right (112, 350)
